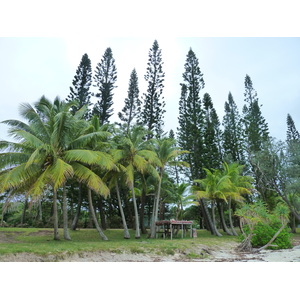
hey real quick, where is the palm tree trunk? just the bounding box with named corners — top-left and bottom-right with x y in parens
top-left (228, 199), bottom-right (238, 236)
top-left (97, 197), bottom-right (107, 230)
top-left (21, 198), bottom-right (28, 225)
top-left (88, 188), bottom-right (108, 240)
top-left (115, 181), bottom-right (130, 239)
top-left (211, 200), bottom-right (223, 237)
top-left (290, 212), bottom-right (296, 233)
top-left (139, 186), bottom-right (147, 234)
top-left (150, 175), bottom-right (162, 238)
top-left (131, 184), bottom-right (140, 239)
top-left (199, 199), bottom-right (213, 234)
top-left (38, 199), bottom-right (43, 222)
top-left (217, 200), bottom-right (233, 235)
top-left (53, 189), bottom-right (60, 240)
top-left (71, 182), bottom-right (83, 230)
top-left (63, 184), bottom-right (71, 240)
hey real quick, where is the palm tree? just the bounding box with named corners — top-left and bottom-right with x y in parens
top-left (0, 97), bottom-right (114, 240)
top-left (222, 162), bottom-right (254, 236)
top-left (149, 138), bottom-right (189, 238)
top-left (174, 183), bottom-right (191, 220)
top-left (192, 168), bottom-right (232, 236)
top-left (114, 125), bottom-right (159, 238)
top-left (103, 148), bottom-right (131, 239)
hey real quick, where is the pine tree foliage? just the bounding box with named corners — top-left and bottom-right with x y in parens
top-left (141, 40), bottom-right (165, 138)
top-left (287, 113), bottom-right (300, 141)
top-left (66, 53), bottom-right (92, 119)
top-left (202, 92), bottom-right (222, 170)
top-left (222, 92), bottom-right (245, 163)
top-left (177, 48), bottom-right (205, 180)
top-left (242, 74), bottom-right (269, 153)
top-left (92, 47), bottom-right (117, 126)
top-left (118, 68), bottom-right (141, 131)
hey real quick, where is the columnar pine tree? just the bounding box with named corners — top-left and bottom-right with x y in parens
top-left (242, 74), bottom-right (269, 153)
top-left (242, 74), bottom-right (270, 202)
top-left (93, 47), bottom-right (117, 126)
top-left (66, 53), bottom-right (92, 119)
top-left (287, 113), bottom-right (300, 141)
top-left (177, 48), bottom-right (205, 180)
top-left (222, 92), bottom-right (245, 163)
top-left (202, 93), bottom-right (222, 170)
top-left (118, 68), bottom-right (141, 132)
top-left (140, 40), bottom-right (165, 139)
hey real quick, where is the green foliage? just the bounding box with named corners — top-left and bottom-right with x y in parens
top-left (92, 47), bottom-right (117, 126)
top-left (251, 222), bottom-right (292, 249)
top-left (222, 92), bottom-right (245, 164)
top-left (118, 68), bottom-right (141, 131)
top-left (141, 40), bottom-right (165, 139)
top-left (66, 53), bottom-right (92, 119)
top-left (177, 48), bottom-right (205, 180)
top-left (236, 201), bottom-right (292, 250)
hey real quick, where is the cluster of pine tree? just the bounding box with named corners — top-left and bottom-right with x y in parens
top-left (1, 39), bottom-right (299, 239)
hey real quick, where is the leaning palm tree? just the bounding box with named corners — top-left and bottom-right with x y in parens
top-left (149, 138), bottom-right (189, 238)
top-left (192, 168), bottom-right (233, 236)
top-left (0, 97), bottom-right (114, 240)
top-left (115, 125), bottom-right (159, 239)
top-left (222, 162), bottom-right (254, 236)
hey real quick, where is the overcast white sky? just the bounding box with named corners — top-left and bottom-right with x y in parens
top-left (0, 37), bottom-right (299, 142)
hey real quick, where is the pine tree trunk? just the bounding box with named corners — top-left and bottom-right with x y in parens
top-left (228, 199), bottom-right (238, 236)
top-left (53, 189), bottom-right (60, 240)
top-left (131, 184), bottom-right (140, 239)
top-left (88, 188), bottom-right (108, 240)
top-left (115, 182), bottom-right (130, 239)
top-left (71, 183), bottom-right (83, 230)
top-left (62, 184), bottom-right (71, 240)
top-left (217, 200), bottom-right (233, 235)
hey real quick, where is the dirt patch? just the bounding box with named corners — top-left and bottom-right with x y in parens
top-left (28, 230), bottom-right (52, 236)
top-left (0, 231), bottom-right (24, 244)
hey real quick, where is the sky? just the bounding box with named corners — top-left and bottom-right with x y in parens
top-left (0, 37), bottom-right (299, 142)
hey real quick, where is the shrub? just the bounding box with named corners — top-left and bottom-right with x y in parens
top-left (251, 222), bottom-right (292, 250)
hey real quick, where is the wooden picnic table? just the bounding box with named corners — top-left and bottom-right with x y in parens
top-left (155, 220), bottom-right (193, 239)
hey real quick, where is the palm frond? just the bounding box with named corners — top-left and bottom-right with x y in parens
top-left (72, 162), bottom-right (110, 198)
top-left (48, 158), bottom-right (74, 190)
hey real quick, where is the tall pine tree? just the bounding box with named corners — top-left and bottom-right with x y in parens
top-left (242, 74), bottom-right (269, 153)
top-left (92, 47), bottom-right (117, 126)
top-left (140, 40), bottom-right (165, 139)
top-left (202, 92), bottom-right (222, 170)
top-left (242, 74), bottom-right (270, 202)
top-left (177, 48), bottom-right (205, 180)
top-left (66, 53), bottom-right (92, 119)
top-left (118, 68), bottom-right (141, 132)
top-left (222, 92), bottom-right (245, 163)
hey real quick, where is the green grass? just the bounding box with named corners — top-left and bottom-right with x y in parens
top-left (0, 227), bottom-right (239, 258)
top-left (1, 227), bottom-right (299, 259)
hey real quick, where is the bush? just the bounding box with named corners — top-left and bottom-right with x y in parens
top-left (251, 222), bottom-right (292, 250)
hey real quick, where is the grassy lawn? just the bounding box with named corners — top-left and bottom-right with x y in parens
top-left (0, 227), bottom-right (240, 257)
